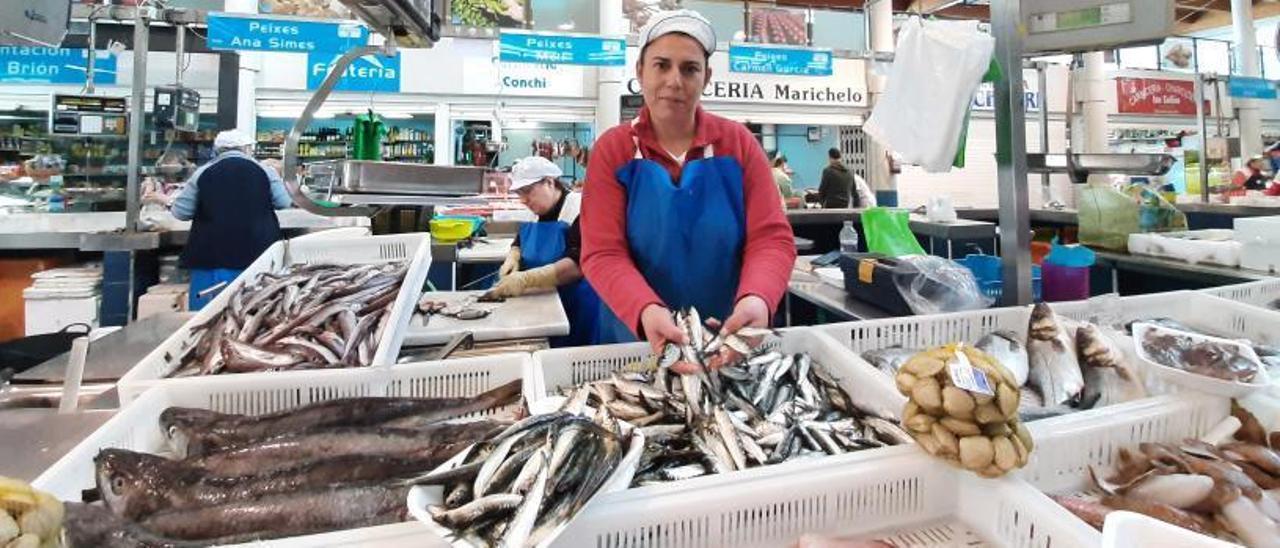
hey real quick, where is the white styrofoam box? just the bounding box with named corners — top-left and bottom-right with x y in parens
top-left (1235, 216), bottom-right (1280, 273)
top-left (555, 447), bottom-right (1098, 548)
top-left (116, 232), bottom-right (433, 404)
top-left (1102, 511), bottom-right (1239, 548)
top-left (23, 290), bottom-right (98, 336)
top-left (1203, 278), bottom-right (1280, 311)
top-left (34, 354), bottom-right (533, 547)
top-left (532, 328), bottom-right (904, 419)
top-left (1127, 230), bottom-right (1241, 267)
top-left (137, 283), bottom-right (187, 319)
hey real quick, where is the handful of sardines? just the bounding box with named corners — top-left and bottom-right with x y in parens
top-left (65, 381), bottom-right (522, 546)
top-left (410, 392), bottom-right (638, 547)
top-left (166, 262), bottom-right (407, 377)
top-left (577, 308), bottom-right (909, 487)
top-left (897, 344), bottom-right (1034, 477)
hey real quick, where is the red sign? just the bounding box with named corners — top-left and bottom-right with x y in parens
top-left (1116, 77), bottom-right (1208, 116)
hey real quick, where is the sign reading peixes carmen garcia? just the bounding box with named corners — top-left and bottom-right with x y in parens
top-left (1116, 77), bottom-right (1210, 116)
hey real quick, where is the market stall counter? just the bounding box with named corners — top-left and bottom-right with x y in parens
top-left (788, 209), bottom-right (997, 258)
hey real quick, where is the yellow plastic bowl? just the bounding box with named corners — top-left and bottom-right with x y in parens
top-left (429, 219), bottom-right (475, 242)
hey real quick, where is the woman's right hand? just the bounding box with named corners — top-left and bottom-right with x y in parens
top-left (639, 303), bottom-right (688, 356)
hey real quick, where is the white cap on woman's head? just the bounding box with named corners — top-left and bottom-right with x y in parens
top-left (510, 156), bottom-right (563, 191)
top-left (214, 130), bottom-right (255, 149)
top-left (638, 10), bottom-right (716, 56)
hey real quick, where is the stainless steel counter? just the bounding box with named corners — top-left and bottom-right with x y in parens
top-left (787, 257), bottom-right (890, 322)
top-left (0, 409), bottom-right (115, 481)
top-left (1093, 250), bottom-right (1277, 286)
top-left (0, 211), bottom-right (370, 250)
top-left (13, 313), bottom-right (193, 385)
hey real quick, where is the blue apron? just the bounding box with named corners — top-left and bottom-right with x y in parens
top-left (596, 147), bottom-right (747, 344)
top-left (519, 220), bottom-right (603, 347)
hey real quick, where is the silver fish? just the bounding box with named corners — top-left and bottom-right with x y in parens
top-left (975, 330), bottom-right (1029, 387)
top-left (1026, 303), bottom-right (1085, 406)
top-left (861, 346), bottom-right (918, 376)
top-left (1078, 323), bottom-right (1146, 409)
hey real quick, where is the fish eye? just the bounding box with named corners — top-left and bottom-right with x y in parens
top-left (112, 476), bottom-right (125, 493)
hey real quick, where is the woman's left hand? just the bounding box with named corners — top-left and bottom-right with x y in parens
top-left (721, 295), bottom-right (770, 335)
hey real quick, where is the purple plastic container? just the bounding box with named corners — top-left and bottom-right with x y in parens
top-left (1041, 262), bottom-right (1090, 302)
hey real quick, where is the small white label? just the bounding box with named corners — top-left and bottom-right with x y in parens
top-left (948, 350), bottom-right (994, 396)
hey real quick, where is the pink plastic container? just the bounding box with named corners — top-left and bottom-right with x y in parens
top-left (1041, 262), bottom-right (1090, 302)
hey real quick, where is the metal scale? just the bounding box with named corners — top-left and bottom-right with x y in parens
top-left (282, 0), bottom-right (487, 218)
top-left (989, 0), bottom-right (1180, 305)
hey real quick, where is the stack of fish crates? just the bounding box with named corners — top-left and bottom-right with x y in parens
top-left (116, 232), bottom-right (433, 403)
top-left (34, 354), bottom-right (533, 547)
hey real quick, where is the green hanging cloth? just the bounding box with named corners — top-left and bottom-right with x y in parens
top-left (352, 110), bottom-right (387, 161)
top-left (953, 58), bottom-right (1004, 169)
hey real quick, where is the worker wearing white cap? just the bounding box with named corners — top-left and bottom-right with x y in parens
top-left (581, 9), bottom-right (796, 360)
top-left (485, 156), bottom-right (602, 347)
top-left (154, 129), bottom-right (292, 310)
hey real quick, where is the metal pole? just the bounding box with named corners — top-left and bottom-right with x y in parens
top-left (174, 24), bottom-right (185, 86)
top-left (86, 21), bottom-right (96, 94)
top-left (991, 0), bottom-right (1032, 306)
top-left (126, 6), bottom-right (151, 233)
top-left (1195, 74), bottom-right (1210, 203)
top-left (1036, 62), bottom-right (1050, 206)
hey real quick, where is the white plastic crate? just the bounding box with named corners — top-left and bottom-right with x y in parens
top-left (1203, 278), bottom-right (1280, 311)
top-left (116, 232), bottom-right (432, 403)
top-left (1051, 291), bottom-right (1280, 348)
top-left (532, 327), bottom-right (904, 419)
top-left (556, 447), bottom-right (1098, 548)
top-left (33, 353), bottom-right (532, 547)
top-left (820, 306), bottom-right (1033, 357)
top-left (1013, 393), bottom-right (1230, 546)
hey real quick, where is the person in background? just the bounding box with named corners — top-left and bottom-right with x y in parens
top-left (485, 156), bottom-right (601, 347)
top-left (149, 130), bottom-right (291, 311)
top-left (1267, 142), bottom-right (1280, 174)
top-left (772, 155), bottom-right (794, 202)
top-left (582, 9), bottom-right (795, 359)
top-left (1232, 156), bottom-right (1269, 191)
top-left (817, 148), bottom-right (876, 208)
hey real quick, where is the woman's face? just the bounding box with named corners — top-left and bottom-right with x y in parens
top-left (636, 34), bottom-right (710, 126)
top-left (518, 179), bottom-right (561, 216)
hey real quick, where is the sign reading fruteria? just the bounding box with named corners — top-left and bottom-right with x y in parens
top-left (207, 12), bottom-right (367, 53)
top-left (306, 52), bottom-right (401, 93)
top-left (728, 44), bottom-right (833, 77)
top-left (498, 31), bottom-right (625, 66)
top-left (0, 47), bottom-right (116, 85)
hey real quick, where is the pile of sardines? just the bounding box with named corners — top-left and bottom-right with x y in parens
top-left (166, 262), bottom-right (407, 377)
top-left (863, 302), bottom-right (1149, 421)
top-left (1053, 402), bottom-right (1280, 546)
top-left (573, 308), bottom-right (909, 487)
top-left (414, 395), bottom-right (633, 547)
top-left (65, 381), bottom-right (522, 546)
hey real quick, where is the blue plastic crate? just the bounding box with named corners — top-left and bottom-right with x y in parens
top-left (956, 254), bottom-right (1042, 303)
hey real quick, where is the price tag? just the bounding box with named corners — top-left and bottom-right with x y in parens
top-left (857, 259), bottom-right (876, 284)
top-left (948, 350), bottom-right (994, 396)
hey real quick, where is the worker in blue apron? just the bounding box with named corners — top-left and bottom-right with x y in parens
top-left (484, 156), bottom-right (602, 347)
top-left (152, 130), bottom-right (292, 310)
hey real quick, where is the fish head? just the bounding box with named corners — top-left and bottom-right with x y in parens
top-left (158, 407), bottom-right (225, 456)
top-left (1028, 303), bottom-right (1060, 340)
top-left (94, 448), bottom-right (190, 520)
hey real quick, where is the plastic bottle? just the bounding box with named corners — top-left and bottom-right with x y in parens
top-left (839, 221), bottom-right (860, 254)
top-left (47, 175), bottom-right (65, 213)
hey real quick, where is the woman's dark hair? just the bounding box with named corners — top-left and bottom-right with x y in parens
top-left (773, 155), bottom-right (787, 168)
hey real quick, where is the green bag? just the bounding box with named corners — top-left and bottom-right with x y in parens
top-left (1077, 183), bottom-right (1188, 251)
top-left (863, 207), bottom-right (926, 257)
top-left (352, 110), bottom-right (387, 161)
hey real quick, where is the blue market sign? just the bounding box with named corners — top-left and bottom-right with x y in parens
top-left (499, 31), bottom-right (625, 66)
top-left (1228, 76), bottom-right (1278, 100)
top-left (306, 51), bottom-right (400, 93)
top-left (207, 12), bottom-right (367, 53)
top-left (0, 47), bottom-right (116, 85)
top-left (728, 44), bottom-right (833, 77)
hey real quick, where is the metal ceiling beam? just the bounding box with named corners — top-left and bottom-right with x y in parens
top-left (1176, 1), bottom-right (1280, 33)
